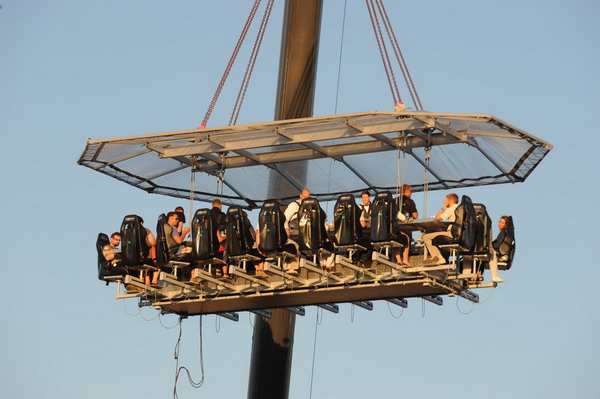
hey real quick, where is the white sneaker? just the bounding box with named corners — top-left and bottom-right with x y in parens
top-left (492, 277), bottom-right (505, 283)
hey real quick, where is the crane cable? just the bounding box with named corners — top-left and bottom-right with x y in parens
top-left (365, 0), bottom-right (401, 106)
top-left (229, 0), bottom-right (275, 126)
top-left (373, 0), bottom-right (423, 110)
top-left (199, 0), bottom-right (263, 129)
top-left (365, 0), bottom-right (423, 110)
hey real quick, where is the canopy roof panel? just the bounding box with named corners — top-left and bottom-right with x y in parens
top-left (78, 111), bottom-right (553, 208)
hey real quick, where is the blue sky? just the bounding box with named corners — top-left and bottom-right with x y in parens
top-left (1, 1), bottom-right (599, 398)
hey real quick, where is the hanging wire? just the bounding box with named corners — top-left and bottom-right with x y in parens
top-left (386, 300), bottom-right (404, 319)
top-left (456, 295), bottom-right (476, 315)
top-left (173, 316), bottom-right (205, 399)
top-left (122, 298), bottom-right (141, 316)
top-left (215, 313), bottom-right (221, 333)
top-left (159, 313), bottom-right (181, 329)
top-left (334, 0), bottom-right (348, 114)
top-left (200, 0), bottom-right (263, 128)
top-left (423, 146), bottom-right (431, 218)
top-left (189, 155), bottom-right (197, 228)
top-left (308, 309), bottom-right (322, 399)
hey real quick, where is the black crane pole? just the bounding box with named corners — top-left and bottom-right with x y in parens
top-left (247, 1), bottom-right (322, 398)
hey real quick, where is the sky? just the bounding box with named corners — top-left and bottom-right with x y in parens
top-left (1, 0), bottom-right (599, 398)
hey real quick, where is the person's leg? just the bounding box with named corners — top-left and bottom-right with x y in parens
top-left (423, 231), bottom-right (450, 264)
top-left (488, 251), bottom-right (504, 283)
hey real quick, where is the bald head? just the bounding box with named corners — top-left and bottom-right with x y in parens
top-left (300, 189), bottom-right (310, 200)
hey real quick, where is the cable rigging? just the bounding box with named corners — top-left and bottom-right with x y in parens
top-left (365, 0), bottom-right (423, 111)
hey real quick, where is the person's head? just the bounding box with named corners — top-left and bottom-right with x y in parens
top-left (212, 198), bottom-right (222, 209)
top-left (361, 190), bottom-right (370, 204)
top-left (166, 211), bottom-right (179, 226)
top-left (498, 216), bottom-right (510, 230)
top-left (401, 184), bottom-right (412, 198)
top-left (446, 193), bottom-right (459, 204)
top-left (175, 206), bottom-right (184, 213)
top-left (110, 232), bottom-right (121, 247)
top-left (300, 189), bottom-right (310, 200)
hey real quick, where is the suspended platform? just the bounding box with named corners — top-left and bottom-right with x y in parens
top-left (78, 111), bottom-right (553, 209)
top-left (114, 252), bottom-right (488, 317)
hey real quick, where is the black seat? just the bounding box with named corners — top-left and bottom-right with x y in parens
top-left (96, 233), bottom-right (110, 282)
top-left (493, 216), bottom-right (516, 270)
top-left (120, 214), bottom-right (149, 266)
top-left (155, 213), bottom-right (170, 265)
top-left (473, 203), bottom-right (492, 255)
top-left (333, 193), bottom-right (363, 246)
top-left (258, 200), bottom-right (288, 253)
top-left (225, 206), bottom-right (255, 257)
top-left (370, 191), bottom-right (399, 242)
top-left (297, 197), bottom-right (329, 253)
top-left (191, 208), bottom-right (214, 261)
top-left (433, 195), bottom-right (477, 257)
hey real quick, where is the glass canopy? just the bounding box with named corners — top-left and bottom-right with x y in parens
top-left (78, 111), bottom-right (553, 208)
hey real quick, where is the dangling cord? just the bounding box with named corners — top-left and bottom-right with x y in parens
top-left (396, 133), bottom-right (407, 204)
top-left (199, 0), bottom-right (263, 128)
top-left (308, 308), bottom-right (323, 399)
top-left (423, 146), bottom-right (431, 219)
top-left (189, 156), bottom-right (197, 227)
top-left (216, 153), bottom-right (226, 199)
top-left (334, 0), bottom-right (348, 114)
top-left (173, 316), bottom-right (205, 399)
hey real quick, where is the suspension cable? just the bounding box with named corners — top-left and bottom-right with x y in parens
top-left (334, 0), bottom-right (349, 114)
top-left (229, 0), bottom-right (275, 126)
top-left (365, 0), bottom-right (424, 110)
top-left (365, 0), bottom-right (401, 105)
top-left (374, 0), bottom-right (423, 110)
top-left (199, 0), bottom-right (263, 129)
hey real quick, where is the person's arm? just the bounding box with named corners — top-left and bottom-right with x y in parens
top-left (103, 245), bottom-right (115, 261)
top-left (145, 229), bottom-right (157, 246)
top-left (283, 202), bottom-right (297, 236)
top-left (434, 198), bottom-right (450, 221)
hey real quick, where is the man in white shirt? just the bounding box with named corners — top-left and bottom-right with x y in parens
top-left (284, 188), bottom-right (311, 238)
top-left (422, 193), bottom-right (459, 265)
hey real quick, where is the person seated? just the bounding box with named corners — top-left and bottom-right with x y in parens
top-left (174, 206), bottom-right (187, 237)
top-left (487, 216), bottom-right (511, 283)
top-left (139, 217), bottom-right (159, 285)
top-left (102, 232), bottom-right (127, 276)
top-left (165, 211), bottom-right (192, 258)
top-left (422, 193), bottom-right (459, 265)
top-left (358, 190), bottom-right (372, 229)
top-left (284, 188), bottom-right (311, 240)
top-left (209, 199), bottom-right (228, 277)
top-left (394, 184), bottom-right (418, 266)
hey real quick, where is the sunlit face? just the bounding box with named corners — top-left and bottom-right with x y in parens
top-left (300, 189), bottom-right (310, 200)
top-left (403, 186), bottom-right (412, 198)
top-left (361, 193), bottom-right (370, 204)
top-left (168, 215), bottom-right (179, 227)
top-left (111, 235), bottom-right (121, 247)
top-left (498, 218), bottom-right (508, 230)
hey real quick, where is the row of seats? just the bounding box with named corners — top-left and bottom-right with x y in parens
top-left (96, 192), bottom-right (515, 283)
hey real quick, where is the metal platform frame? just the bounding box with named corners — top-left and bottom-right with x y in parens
top-left (111, 251), bottom-right (491, 316)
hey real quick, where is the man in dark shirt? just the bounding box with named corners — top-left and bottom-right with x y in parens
top-left (395, 184), bottom-right (419, 265)
top-left (210, 198), bottom-right (228, 277)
